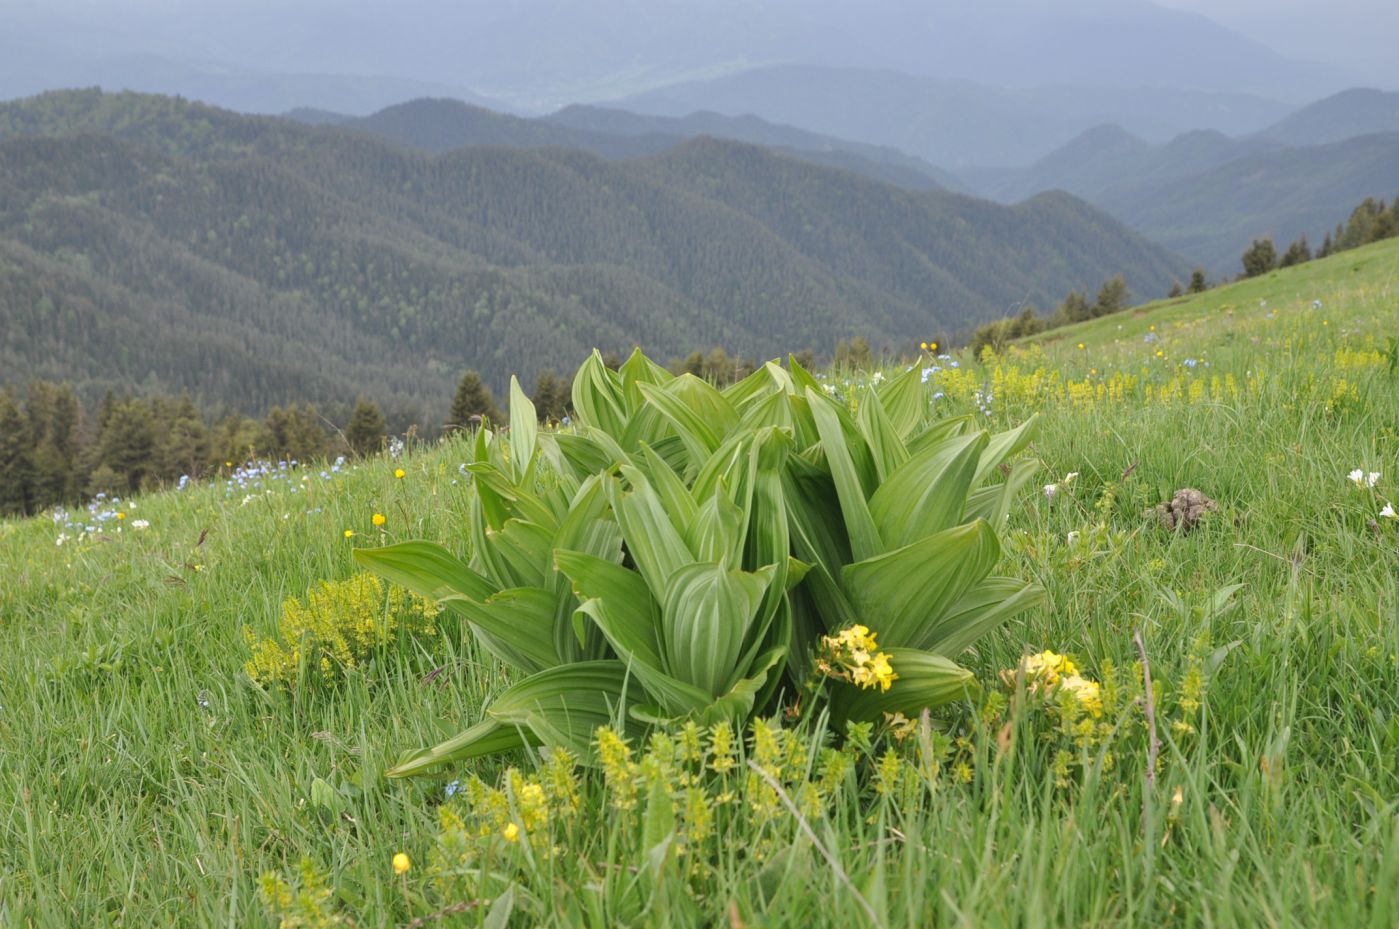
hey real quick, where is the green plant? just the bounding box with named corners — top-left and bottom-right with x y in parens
top-left (356, 350), bottom-right (1044, 774)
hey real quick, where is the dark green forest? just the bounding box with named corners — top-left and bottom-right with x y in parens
top-left (0, 89), bottom-right (1188, 427)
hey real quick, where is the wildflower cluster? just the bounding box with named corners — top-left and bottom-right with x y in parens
top-left (816, 624), bottom-right (897, 692)
top-left (1001, 650), bottom-right (1102, 717)
top-left (243, 573), bottom-right (441, 686)
top-left (258, 859), bottom-right (349, 928)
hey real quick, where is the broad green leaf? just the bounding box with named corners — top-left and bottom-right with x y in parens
top-left (806, 387), bottom-right (882, 563)
top-left (638, 376), bottom-right (736, 471)
top-left (619, 346), bottom-right (675, 409)
top-left (487, 660), bottom-right (646, 758)
top-left (855, 386), bottom-right (909, 482)
top-left (384, 716), bottom-right (535, 778)
top-left (830, 648), bottom-right (976, 722)
top-left (488, 519), bottom-right (553, 589)
top-left (868, 431), bottom-right (988, 548)
top-left (920, 577), bottom-right (1044, 656)
top-left (965, 457), bottom-right (1040, 527)
top-left (507, 375), bottom-right (537, 482)
top-left (699, 645), bottom-right (787, 727)
top-left (571, 350), bottom-right (629, 436)
top-left (634, 444), bottom-right (698, 531)
top-left (352, 541), bottom-right (495, 602)
top-left (842, 520), bottom-right (1000, 649)
top-left (556, 551), bottom-right (710, 716)
top-left (687, 492), bottom-right (745, 568)
top-left (876, 365), bottom-right (929, 439)
top-left (610, 468), bottom-right (692, 595)
top-left (661, 562), bottom-right (774, 697)
top-left (906, 414), bottom-right (974, 455)
top-left (440, 586), bottom-right (560, 672)
top-left (972, 414), bottom-right (1039, 488)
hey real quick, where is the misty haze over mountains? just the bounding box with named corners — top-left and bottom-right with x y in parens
top-left (3, 0), bottom-right (1398, 399)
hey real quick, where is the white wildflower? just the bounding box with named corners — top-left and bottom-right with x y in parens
top-left (1381, 502), bottom-right (1397, 520)
top-left (131, 519), bottom-right (150, 530)
top-left (1043, 483), bottom-right (1059, 501)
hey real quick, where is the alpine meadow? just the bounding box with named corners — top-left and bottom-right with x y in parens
top-left (2, 3), bottom-right (1399, 927)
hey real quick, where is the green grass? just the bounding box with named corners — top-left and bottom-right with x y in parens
top-left (2, 239), bottom-right (1397, 927)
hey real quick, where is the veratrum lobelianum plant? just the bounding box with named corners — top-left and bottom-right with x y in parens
top-left (355, 349), bottom-right (1043, 776)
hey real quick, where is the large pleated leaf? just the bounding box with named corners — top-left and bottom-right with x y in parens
top-left (965, 457), bottom-right (1041, 528)
top-left (855, 387), bottom-right (909, 482)
top-left (876, 365), bottom-right (929, 439)
top-left (661, 562), bottom-right (775, 697)
top-left (829, 648), bottom-right (976, 723)
top-left (571, 351), bottom-right (629, 436)
top-left (972, 415), bottom-right (1039, 488)
top-left (610, 469), bottom-right (692, 594)
top-left (806, 388), bottom-right (882, 563)
top-left (918, 577), bottom-right (1045, 656)
top-left (384, 717), bottom-right (537, 778)
top-left (439, 586), bottom-right (561, 673)
top-left (868, 431), bottom-right (988, 549)
top-left (841, 520), bottom-right (1000, 649)
top-left (486, 660), bottom-right (647, 758)
top-left (507, 375), bottom-right (537, 483)
top-left (352, 540), bottom-right (495, 603)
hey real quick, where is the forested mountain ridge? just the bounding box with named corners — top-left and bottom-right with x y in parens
top-left (286, 97), bottom-right (960, 193)
top-left (0, 90), bottom-right (1187, 425)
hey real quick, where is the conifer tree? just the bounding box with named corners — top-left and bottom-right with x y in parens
top-left (1188, 268), bottom-right (1207, 293)
top-left (1241, 238), bottom-right (1278, 278)
top-left (158, 395), bottom-right (212, 479)
top-left (448, 371), bottom-right (503, 430)
top-left (1279, 235), bottom-right (1312, 268)
top-left (26, 381), bottom-right (83, 507)
top-left (92, 399), bottom-right (156, 494)
top-left (530, 372), bottom-right (569, 423)
top-left (0, 390), bottom-right (36, 516)
top-left (1168, 281), bottom-right (1183, 298)
top-left (1056, 290), bottom-right (1093, 324)
top-left (346, 397), bottom-right (387, 456)
top-left (1093, 275), bottom-right (1130, 317)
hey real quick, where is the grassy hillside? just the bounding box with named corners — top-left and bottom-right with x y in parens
top-left (0, 90), bottom-right (1186, 422)
top-left (2, 239), bottom-right (1395, 926)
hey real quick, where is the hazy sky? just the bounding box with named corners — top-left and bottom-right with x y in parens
top-left (1155, 0), bottom-right (1398, 84)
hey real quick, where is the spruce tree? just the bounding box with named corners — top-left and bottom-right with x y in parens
top-left (1093, 275), bottom-right (1130, 317)
top-left (1241, 238), bottom-right (1278, 278)
top-left (530, 372), bottom-right (569, 423)
top-left (448, 371), bottom-right (503, 430)
top-left (1057, 291), bottom-right (1093, 324)
top-left (159, 395), bottom-right (212, 479)
top-left (1279, 236), bottom-right (1312, 268)
top-left (346, 397), bottom-right (387, 456)
top-left (1188, 268), bottom-right (1207, 293)
top-left (0, 390), bottom-right (35, 516)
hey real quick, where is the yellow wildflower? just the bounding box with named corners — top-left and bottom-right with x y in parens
top-left (818, 625), bottom-right (897, 692)
top-left (116, 512), bottom-right (126, 520)
top-left (343, 529), bottom-right (354, 539)
top-left (394, 468), bottom-right (406, 479)
top-left (502, 822), bottom-right (519, 842)
top-left (920, 341), bottom-right (929, 350)
top-left (392, 852), bottom-right (410, 875)
top-left (372, 513), bottom-right (386, 527)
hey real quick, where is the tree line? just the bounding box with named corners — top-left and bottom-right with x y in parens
top-left (1239, 192), bottom-right (1399, 280)
top-left (0, 346), bottom-right (790, 517)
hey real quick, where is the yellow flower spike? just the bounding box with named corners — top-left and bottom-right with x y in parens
top-left (393, 468), bottom-right (406, 479)
top-left (392, 852), bottom-right (410, 875)
top-left (502, 822), bottom-right (520, 842)
top-left (343, 529), bottom-right (355, 539)
top-left (372, 513), bottom-right (386, 527)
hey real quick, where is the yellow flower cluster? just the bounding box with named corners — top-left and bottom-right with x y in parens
top-left (1001, 650), bottom-right (1103, 717)
top-left (258, 859), bottom-right (349, 928)
top-left (816, 624), bottom-right (897, 692)
top-left (243, 573), bottom-right (441, 685)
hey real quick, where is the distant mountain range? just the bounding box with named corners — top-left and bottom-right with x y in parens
top-left (616, 65), bottom-right (1297, 167)
top-left (284, 98), bottom-right (965, 193)
top-left (0, 90), bottom-right (1186, 423)
top-left (2, 0), bottom-right (1349, 111)
top-left (954, 89), bottom-right (1399, 271)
